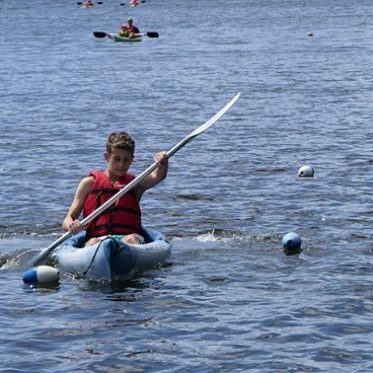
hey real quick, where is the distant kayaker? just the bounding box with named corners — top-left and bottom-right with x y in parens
top-left (117, 24), bottom-right (130, 38)
top-left (125, 17), bottom-right (140, 36)
top-left (113, 18), bottom-right (140, 39)
top-left (63, 132), bottom-right (168, 246)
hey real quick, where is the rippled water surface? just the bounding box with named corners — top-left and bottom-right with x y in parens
top-left (0, 0), bottom-right (372, 372)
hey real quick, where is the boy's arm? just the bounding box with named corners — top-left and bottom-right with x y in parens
top-left (63, 176), bottom-right (95, 233)
top-left (136, 151), bottom-right (168, 199)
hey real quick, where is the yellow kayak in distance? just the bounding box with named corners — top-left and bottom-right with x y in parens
top-left (93, 31), bottom-right (159, 42)
top-left (111, 33), bottom-right (142, 42)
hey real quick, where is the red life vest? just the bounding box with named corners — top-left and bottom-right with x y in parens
top-left (83, 170), bottom-right (142, 239)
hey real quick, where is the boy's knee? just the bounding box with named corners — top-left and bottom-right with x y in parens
top-left (122, 233), bottom-right (144, 244)
top-left (85, 237), bottom-right (101, 246)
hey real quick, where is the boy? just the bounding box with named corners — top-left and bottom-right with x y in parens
top-left (63, 132), bottom-right (168, 246)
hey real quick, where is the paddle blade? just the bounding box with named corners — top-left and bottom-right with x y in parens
top-left (165, 92), bottom-right (241, 159)
top-left (189, 92), bottom-right (241, 138)
top-left (93, 31), bottom-right (107, 38)
top-left (10, 249), bottom-right (49, 270)
top-left (146, 32), bottom-right (159, 38)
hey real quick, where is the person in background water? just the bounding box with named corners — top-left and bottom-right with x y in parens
top-left (63, 132), bottom-right (168, 246)
top-left (84, 0), bottom-right (94, 7)
top-left (118, 24), bottom-right (130, 37)
top-left (115, 18), bottom-right (140, 38)
top-left (125, 17), bottom-right (140, 36)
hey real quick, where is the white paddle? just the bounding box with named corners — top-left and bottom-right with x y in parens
top-left (18, 92), bottom-right (241, 269)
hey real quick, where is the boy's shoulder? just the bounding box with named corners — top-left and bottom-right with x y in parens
top-left (79, 175), bottom-right (96, 189)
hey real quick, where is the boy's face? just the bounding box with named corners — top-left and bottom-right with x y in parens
top-left (104, 148), bottom-right (133, 177)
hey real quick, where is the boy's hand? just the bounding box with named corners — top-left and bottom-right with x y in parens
top-left (154, 151), bottom-right (168, 166)
top-left (68, 219), bottom-right (82, 234)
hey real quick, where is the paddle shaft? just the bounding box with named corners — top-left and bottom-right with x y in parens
top-left (28, 92), bottom-right (241, 267)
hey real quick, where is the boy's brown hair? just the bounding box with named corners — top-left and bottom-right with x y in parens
top-left (106, 132), bottom-right (135, 155)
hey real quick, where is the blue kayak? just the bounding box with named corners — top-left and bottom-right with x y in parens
top-left (51, 227), bottom-right (171, 281)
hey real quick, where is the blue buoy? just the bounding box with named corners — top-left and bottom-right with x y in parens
top-left (298, 165), bottom-right (314, 177)
top-left (23, 265), bottom-right (59, 285)
top-left (282, 232), bottom-right (302, 255)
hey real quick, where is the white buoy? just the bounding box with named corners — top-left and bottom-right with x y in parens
top-left (298, 165), bottom-right (314, 177)
top-left (23, 265), bottom-right (59, 285)
top-left (282, 232), bottom-right (302, 255)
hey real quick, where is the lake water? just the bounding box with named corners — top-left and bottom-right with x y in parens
top-left (0, 0), bottom-right (372, 371)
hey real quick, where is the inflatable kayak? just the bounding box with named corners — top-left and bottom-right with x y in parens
top-left (51, 227), bottom-right (171, 281)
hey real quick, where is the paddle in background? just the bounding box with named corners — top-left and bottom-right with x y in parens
top-left (76, 1), bottom-right (147, 5)
top-left (17, 93), bottom-right (241, 279)
top-left (77, 1), bottom-right (103, 5)
top-left (93, 31), bottom-right (159, 39)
